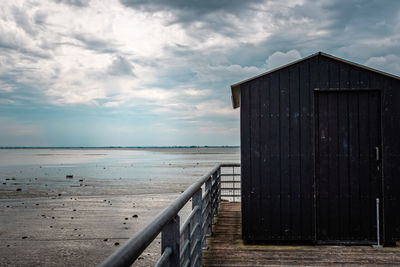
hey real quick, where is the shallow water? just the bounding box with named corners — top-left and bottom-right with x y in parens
top-left (0, 148), bottom-right (239, 180)
top-left (0, 148), bottom-right (240, 266)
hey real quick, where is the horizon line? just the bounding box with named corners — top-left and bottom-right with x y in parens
top-left (0, 145), bottom-right (240, 149)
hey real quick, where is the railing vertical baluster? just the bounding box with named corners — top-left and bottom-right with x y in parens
top-left (211, 172), bottom-right (215, 223)
top-left (233, 166), bottom-right (235, 201)
top-left (205, 176), bottom-right (212, 236)
top-left (192, 188), bottom-right (202, 267)
top-left (161, 215), bottom-right (180, 267)
top-left (212, 171), bottom-right (218, 223)
top-left (216, 167), bottom-right (221, 214)
top-left (187, 221), bottom-right (191, 266)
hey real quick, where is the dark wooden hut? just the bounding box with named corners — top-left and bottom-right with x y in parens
top-left (231, 52), bottom-right (400, 244)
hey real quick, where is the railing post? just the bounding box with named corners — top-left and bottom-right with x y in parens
top-left (161, 215), bottom-right (180, 267)
top-left (193, 188), bottom-right (202, 267)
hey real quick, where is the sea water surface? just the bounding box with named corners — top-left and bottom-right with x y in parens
top-left (0, 147), bottom-right (239, 179)
top-left (0, 148), bottom-right (240, 198)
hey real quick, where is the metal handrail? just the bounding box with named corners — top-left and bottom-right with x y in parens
top-left (99, 163), bottom-right (240, 267)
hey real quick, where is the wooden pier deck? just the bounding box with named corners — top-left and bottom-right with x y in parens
top-left (203, 202), bottom-right (400, 266)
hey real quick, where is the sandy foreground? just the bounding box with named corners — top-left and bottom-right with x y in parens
top-left (0, 148), bottom-right (239, 266)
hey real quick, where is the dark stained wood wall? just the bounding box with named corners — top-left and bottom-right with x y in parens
top-left (240, 54), bottom-right (400, 243)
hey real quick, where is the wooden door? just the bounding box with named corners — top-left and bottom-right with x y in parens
top-left (315, 90), bottom-right (382, 243)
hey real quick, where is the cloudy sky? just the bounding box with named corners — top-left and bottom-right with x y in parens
top-left (1, 0), bottom-right (399, 146)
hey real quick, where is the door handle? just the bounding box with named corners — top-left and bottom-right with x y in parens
top-left (376, 147), bottom-right (380, 171)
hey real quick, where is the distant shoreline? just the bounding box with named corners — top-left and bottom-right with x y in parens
top-left (0, 146), bottom-right (239, 149)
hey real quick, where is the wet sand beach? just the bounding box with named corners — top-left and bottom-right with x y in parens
top-left (0, 148), bottom-right (239, 266)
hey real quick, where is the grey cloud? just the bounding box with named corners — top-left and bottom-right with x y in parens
top-left (157, 0), bottom-right (400, 96)
top-left (0, 38), bottom-right (51, 60)
top-left (107, 55), bottom-right (135, 76)
top-left (120, 0), bottom-right (263, 36)
top-left (120, 0), bottom-right (263, 18)
top-left (226, 0), bottom-right (400, 67)
top-left (12, 6), bottom-right (38, 36)
top-left (0, 6), bottom-right (51, 60)
top-left (34, 10), bottom-right (48, 25)
top-left (73, 33), bottom-right (120, 54)
top-left (54, 0), bottom-right (91, 7)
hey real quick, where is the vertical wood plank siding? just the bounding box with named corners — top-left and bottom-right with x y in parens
top-left (240, 54), bottom-right (400, 243)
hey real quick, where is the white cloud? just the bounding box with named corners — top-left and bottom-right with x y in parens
top-left (183, 88), bottom-right (211, 97)
top-left (365, 54), bottom-right (400, 76)
top-left (103, 101), bottom-right (121, 108)
top-left (265, 49), bottom-right (302, 71)
top-left (0, 81), bottom-right (16, 93)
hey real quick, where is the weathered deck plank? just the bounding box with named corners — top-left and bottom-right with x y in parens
top-left (203, 202), bottom-right (400, 266)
